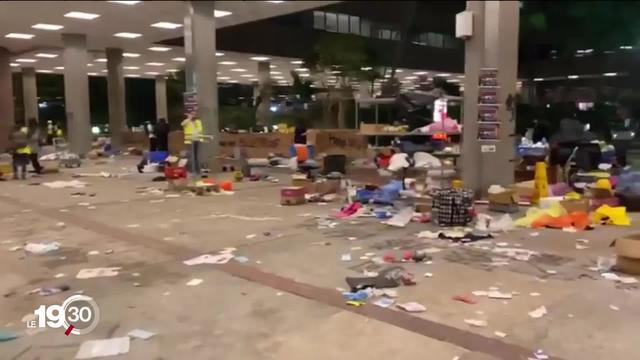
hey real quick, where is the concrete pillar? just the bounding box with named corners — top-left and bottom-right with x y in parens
top-left (0, 47), bottom-right (14, 150)
top-left (155, 75), bottom-right (168, 120)
top-left (255, 61), bottom-right (272, 127)
top-left (185, 1), bottom-right (218, 168)
top-left (183, 14), bottom-right (196, 91)
top-left (62, 34), bottom-right (91, 155)
top-left (461, 1), bottom-right (519, 193)
top-left (22, 67), bottom-right (38, 123)
top-left (106, 48), bottom-right (126, 151)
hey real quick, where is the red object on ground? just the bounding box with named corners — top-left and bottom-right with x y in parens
top-left (383, 253), bottom-right (396, 263)
top-left (164, 166), bottom-right (187, 179)
top-left (400, 273), bottom-right (416, 286)
top-left (403, 251), bottom-right (414, 261)
top-left (452, 295), bottom-right (477, 305)
top-left (220, 181), bottom-right (233, 191)
top-left (64, 325), bottom-right (74, 336)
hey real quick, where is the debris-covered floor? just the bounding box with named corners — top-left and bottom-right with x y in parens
top-left (2, 157), bottom-right (640, 360)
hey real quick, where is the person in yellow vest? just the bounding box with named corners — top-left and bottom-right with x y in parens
top-left (8, 123), bottom-right (31, 180)
top-left (181, 111), bottom-right (203, 174)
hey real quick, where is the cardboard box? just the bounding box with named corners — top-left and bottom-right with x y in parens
top-left (615, 234), bottom-right (640, 259)
top-left (508, 181), bottom-right (534, 203)
top-left (616, 256), bottom-right (640, 275)
top-left (281, 186), bottom-right (306, 205)
top-left (560, 198), bottom-right (590, 213)
top-left (489, 190), bottom-right (518, 205)
top-left (360, 123), bottom-right (385, 134)
top-left (314, 179), bottom-right (341, 195)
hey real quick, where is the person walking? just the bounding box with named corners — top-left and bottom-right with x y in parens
top-left (154, 118), bottom-right (170, 152)
top-left (26, 118), bottom-right (43, 174)
top-left (8, 123), bottom-right (31, 180)
top-left (181, 112), bottom-right (203, 174)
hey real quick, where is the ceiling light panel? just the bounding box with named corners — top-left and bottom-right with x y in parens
top-left (148, 47), bottom-right (171, 52)
top-left (35, 53), bottom-right (58, 58)
top-left (151, 22), bottom-right (182, 29)
top-left (64, 12), bottom-right (100, 20)
top-left (214, 10), bottom-right (232, 18)
top-left (145, 62), bottom-right (165, 66)
top-left (5, 33), bottom-right (34, 39)
top-left (32, 23), bottom-right (64, 31)
top-left (123, 53), bottom-right (140, 58)
top-left (114, 32), bottom-right (142, 39)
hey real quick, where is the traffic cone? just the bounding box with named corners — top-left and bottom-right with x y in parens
top-left (531, 162), bottom-right (549, 206)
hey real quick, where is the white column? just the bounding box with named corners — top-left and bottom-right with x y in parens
top-left (0, 47), bottom-right (14, 150)
top-left (185, 1), bottom-right (219, 168)
top-left (106, 47), bottom-right (126, 151)
top-left (155, 75), bottom-right (167, 120)
top-left (22, 67), bottom-right (38, 123)
top-left (255, 61), bottom-right (271, 127)
top-left (62, 34), bottom-right (91, 155)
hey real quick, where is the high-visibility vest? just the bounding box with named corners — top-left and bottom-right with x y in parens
top-left (183, 119), bottom-right (203, 144)
top-left (16, 127), bottom-right (32, 154)
top-left (56, 128), bottom-right (63, 137)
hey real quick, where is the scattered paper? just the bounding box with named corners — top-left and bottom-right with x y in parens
top-left (75, 337), bottom-right (130, 359)
top-left (350, 246), bottom-right (362, 251)
top-left (127, 329), bottom-right (155, 340)
top-left (529, 292), bottom-right (541, 297)
top-left (494, 331), bottom-right (507, 338)
top-left (397, 302), bottom-right (426, 313)
top-left (76, 267), bottom-right (122, 279)
top-left (417, 230), bottom-right (441, 239)
top-left (472, 291), bottom-right (488, 297)
top-left (575, 244), bottom-right (589, 250)
top-left (87, 251), bottom-right (99, 256)
top-left (420, 247), bottom-right (443, 254)
top-left (347, 237), bottom-right (358, 241)
top-left (609, 305), bottom-right (620, 311)
top-left (382, 289), bottom-right (398, 298)
top-left (423, 272), bottom-right (433, 278)
top-left (545, 270), bottom-right (557, 275)
top-left (126, 224), bottom-right (140, 228)
top-left (383, 207), bottom-right (414, 227)
top-left (43, 180), bottom-right (87, 189)
top-left (341, 254), bottom-right (352, 262)
top-left (373, 297), bottom-right (395, 308)
top-left (528, 306), bottom-right (547, 319)
top-left (464, 319), bottom-right (487, 327)
top-left (234, 256), bottom-right (249, 263)
top-left (183, 253), bottom-right (234, 266)
top-left (488, 291), bottom-right (512, 299)
top-left (620, 276), bottom-right (639, 284)
top-left (245, 234), bottom-right (257, 239)
top-left (25, 242), bottom-right (60, 255)
top-left (54, 273), bottom-right (65, 278)
top-left (186, 278), bottom-right (203, 286)
top-left (530, 232), bottom-right (540, 237)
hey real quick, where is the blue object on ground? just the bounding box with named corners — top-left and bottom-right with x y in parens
top-left (148, 151), bottom-right (169, 163)
top-left (617, 171), bottom-right (640, 195)
top-left (0, 329), bottom-right (17, 342)
top-left (342, 290), bottom-right (370, 301)
top-left (356, 189), bottom-right (375, 203)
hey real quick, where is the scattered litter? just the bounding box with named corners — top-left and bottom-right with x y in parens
top-left (496, 242), bottom-right (509, 247)
top-left (132, 273), bottom-right (140, 277)
top-left (488, 291), bottom-right (512, 299)
top-left (165, 194), bottom-right (181, 198)
top-left (25, 242), bottom-right (60, 255)
top-left (149, 199), bottom-right (164, 203)
top-left (529, 292), bottom-right (541, 297)
top-left (311, 241), bottom-right (331, 246)
top-left (494, 331), bottom-right (507, 338)
top-left (55, 222), bottom-right (66, 228)
top-left (76, 267), bottom-right (121, 279)
top-left (576, 239), bottom-right (589, 244)
top-left (186, 278), bottom-right (203, 286)
top-left (382, 207), bottom-right (414, 227)
top-left (78, 202), bottom-right (90, 206)
top-left (597, 256), bottom-right (616, 272)
top-left (472, 290), bottom-right (488, 297)
top-left (350, 246), bottom-right (362, 251)
top-left (396, 302), bottom-right (426, 313)
top-left (452, 295), bottom-right (477, 304)
top-left (245, 234), bottom-right (257, 239)
top-left (373, 297), bottom-right (395, 308)
top-left (423, 272), bottom-right (433, 278)
top-left (126, 224), bottom-right (140, 228)
top-left (0, 329), bottom-right (18, 342)
top-left (75, 337), bottom-right (130, 359)
top-left (127, 329), bottom-right (155, 340)
top-left (562, 227), bottom-right (577, 233)
top-left (234, 256), bottom-right (249, 263)
top-left (609, 304), bottom-right (620, 311)
top-left (620, 277), bottom-right (639, 284)
top-left (420, 247), bottom-right (443, 254)
top-left (575, 244), bottom-right (589, 250)
top-left (545, 270), bottom-right (557, 275)
top-left (43, 180), bottom-right (87, 189)
top-left (528, 306), bottom-right (548, 319)
top-left (208, 214), bottom-right (282, 221)
top-left (347, 237), bottom-right (358, 241)
top-left (276, 292), bottom-right (283, 296)
top-left (133, 282), bottom-right (141, 287)
top-left (381, 289), bottom-right (398, 298)
top-left (163, 237), bottom-right (174, 241)
top-left (341, 254), bottom-right (352, 262)
top-left (104, 249), bottom-right (114, 255)
top-left (530, 232), bottom-right (539, 237)
top-left (38, 285), bottom-right (70, 296)
top-left (417, 230), bottom-right (441, 239)
top-left (533, 349), bottom-right (550, 360)
top-left (183, 253), bottom-right (234, 265)
top-left (163, 291), bottom-right (170, 296)
top-left (87, 251), bottom-right (99, 256)
top-left (464, 319), bottom-right (487, 327)
top-left (8, 246), bottom-right (22, 252)
top-left (54, 273), bottom-right (65, 278)
top-left (343, 289), bottom-right (371, 301)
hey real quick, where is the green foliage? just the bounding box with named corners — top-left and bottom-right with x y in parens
top-left (311, 33), bottom-right (378, 81)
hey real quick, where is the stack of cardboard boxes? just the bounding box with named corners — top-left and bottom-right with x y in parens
top-left (615, 235), bottom-right (640, 275)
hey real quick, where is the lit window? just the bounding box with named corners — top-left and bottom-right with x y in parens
top-left (313, 11), bottom-right (324, 30)
top-left (325, 13), bottom-right (337, 32)
top-left (360, 20), bottom-right (370, 37)
top-left (349, 16), bottom-right (360, 35)
top-left (338, 14), bottom-right (349, 33)
top-left (378, 29), bottom-right (391, 40)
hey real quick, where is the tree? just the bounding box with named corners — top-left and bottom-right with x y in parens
top-left (308, 34), bottom-right (378, 128)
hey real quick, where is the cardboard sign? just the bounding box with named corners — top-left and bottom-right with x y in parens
top-left (312, 129), bottom-right (367, 158)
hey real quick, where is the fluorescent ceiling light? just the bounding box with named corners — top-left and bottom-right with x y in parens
top-left (413, 71), bottom-right (428, 75)
top-left (603, 72), bottom-right (618, 77)
top-left (270, 65), bottom-right (277, 69)
top-left (218, 77), bottom-right (230, 80)
top-left (94, 58), bottom-right (107, 62)
top-left (291, 60), bottom-right (303, 65)
top-left (15, 58), bottom-right (37, 63)
top-left (249, 78), bottom-right (258, 81)
top-left (5, 33), bottom-right (34, 39)
top-left (32, 23), bottom-right (64, 31)
top-left (457, 75), bottom-right (465, 78)
top-left (267, 1), bottom-right (285, 3)
top-left (240, 74), bottom-right (255, 77)
top-left (114, 32), bottom-right (142, 39)
top-left (219, 61), bottom-right (236, 65)
top-left (214, 10), bottom-right (232, 18)
top-left (151, 22), bottom-right (182, 29)
top-left (126, 74), bottom-right (140, 77)
top-left (172, 57), bottom-right (186, 62)
top-left (360, 66), bottom-right (372, 71)
top-left (145, 72), bottom-right (160, 75)
top-left (145, 62), bottom-right (165, 66)
top-left (216, 52), bottom-right (224, 57)
top-left (533, 78), bottom-right (544, 81)
top-left (436, 73), bottom-right (450, 77)
top-left (250, 56), bottom-right (270, 61)
top-left (298, 73), bottom-right (310, 77)
top-left (54, 66), bottom-right (64, 70)
top-left (167, 69), bottom-right (179, 72)
top-left (447, 79), bottom-right (460, 83)
top-left (109, 1), bottom-right (141, 5)
top-left (272, 76), bottom-right (284, 79)
top-left (568, 75), bottom-right (579, 79)
top-left (148, 46), bottom-right (171, 52)
top-left (395, 69), bottom-right (404, 73)
top-left (619, 45), bottom-right (633, 50)
top-left (123, 53), bottom-right (140, 58)
top-left (404, 76), bottom-right (417, 80)
top-left (87, 63), bottom-right (94, 67)
top-left (37, 70), bottom-right (53, 73)
top-left (88, 72), bottom-right (98, 76)
top-left (101, 70), bottom-right (108, 73)
top-left (228, 80), bottom-right (239, 83)
top-left (124, 66), bottom-right (140, 70)
top-left (65, 11), bottom-right (100, 20)
top-left (294, 68), bottom-right (309, 72)
top-left (270, 71), bottom-right (282, 75)
top-left (35, 53), bottom-right (58, 58)
top-left (230, 68), bottom-right (246, 72)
